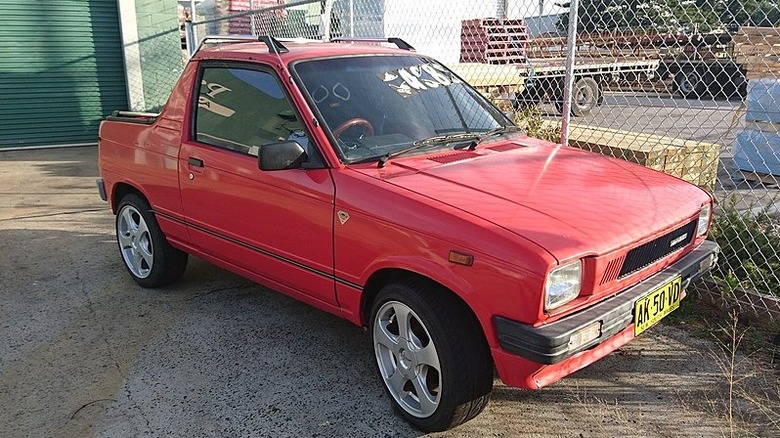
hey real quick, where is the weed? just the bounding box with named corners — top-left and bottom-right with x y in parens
top-left (708, 311), bottom-right (780, 438)
top-left (512, 106), bottom-right (562, 143)
top-left (709, 196), bottom-right (780, 299)
top-left (668, 287), bottom-right (780, 369)
top-left (487, 91), bottom-right (562, 143)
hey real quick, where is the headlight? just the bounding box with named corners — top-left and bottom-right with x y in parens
top-left (545, 260), bottom-right (582, 311)
top-left (696, 203), bottom-right (712, 238)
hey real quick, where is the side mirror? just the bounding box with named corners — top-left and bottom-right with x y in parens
top-left (259, 141), bottom-right (308, 171)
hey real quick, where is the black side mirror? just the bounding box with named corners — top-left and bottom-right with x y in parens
top-left (258, 141), bottom-right (308, 171)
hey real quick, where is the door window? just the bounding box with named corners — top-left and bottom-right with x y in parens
top-left (195, 67), bottom-right (312, 157)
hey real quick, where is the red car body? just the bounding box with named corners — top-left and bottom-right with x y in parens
top-left (98, 38), bottom-right (719, 427)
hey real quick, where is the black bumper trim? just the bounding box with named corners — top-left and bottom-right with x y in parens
top-left (96, 178), bottom-right (107, 202)
top-left (494, 240), bottom-right (720, 365)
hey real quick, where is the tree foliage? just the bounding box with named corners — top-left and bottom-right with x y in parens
top-left (560, 0), bottom-right (780, 33)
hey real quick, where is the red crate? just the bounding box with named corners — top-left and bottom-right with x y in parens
top-left (460, 17), bottom-right (529, 64)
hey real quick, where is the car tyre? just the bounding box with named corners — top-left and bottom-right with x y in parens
top-left (116, 194), bottom-right (188, 288)
top-left (370, 278), bottom-right (493, 432)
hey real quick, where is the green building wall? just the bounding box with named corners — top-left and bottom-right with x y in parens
top-left (120, 0), bottom-right (184, 111)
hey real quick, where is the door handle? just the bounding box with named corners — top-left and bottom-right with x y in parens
top-left (188, 157), bottom-right (204, 168)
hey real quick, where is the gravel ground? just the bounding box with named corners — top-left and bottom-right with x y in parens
top-left (1, 146), bottom-right (778, 438)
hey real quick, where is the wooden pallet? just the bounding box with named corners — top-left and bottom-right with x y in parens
top-left (734, 27), bottom-right (780, 79)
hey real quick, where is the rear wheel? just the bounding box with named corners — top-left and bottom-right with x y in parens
top-left (116, 194), bottom-right (188, 288)
top-left (675, 69), bottom-right (708, 98)
top-left (370, 279), bottom-right (493, 432)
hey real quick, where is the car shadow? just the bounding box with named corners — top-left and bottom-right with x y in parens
top-left (0, 145), bottom-right (99, 178)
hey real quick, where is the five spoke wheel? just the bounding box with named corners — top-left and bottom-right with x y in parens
top-left (115, 194), bottom-right (188, 288)
top-left (374, 300), bottom-right (441, 418)
top-left (117, 204), bottom-right (154, 279)
top-left (370, 280), bottom-right (493, 432)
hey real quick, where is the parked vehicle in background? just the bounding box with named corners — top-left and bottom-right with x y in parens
top-left (452, 18), bottom-right (661, 117)
top-left (592, 31), bottom-right (747, 99)
top-left (520, 29), bottom-right (747, 100)
top-left (97, 36), bottom-right (719, 431)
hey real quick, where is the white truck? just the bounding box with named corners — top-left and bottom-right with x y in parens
top-left (450, 56), bottom-right (660, 117)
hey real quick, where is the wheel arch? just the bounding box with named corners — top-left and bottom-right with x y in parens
top-left (359, 267), bottom-right (492, 353)
top-left (110, 182), bottom-right (147, 214)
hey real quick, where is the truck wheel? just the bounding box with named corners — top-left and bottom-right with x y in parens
top-left (370, 279), bottom-right (493, 432)
top-left (513, 85), bottom-right (544, 110)
top-left (721, 68), bottom-right (747, 100)
top-left (556, 77), bottom-right (599, 117)
top-left (116, 194), bottom-right (188, 288)
top-left (675, 69), bottom-right (707, 98)
top-left (571, 77), bottom-right (599, 117)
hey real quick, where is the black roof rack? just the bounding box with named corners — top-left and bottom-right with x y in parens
top-left (195, 35), bottom-right (289, 55)
top-left (330, 37), bottom-right (415, 51)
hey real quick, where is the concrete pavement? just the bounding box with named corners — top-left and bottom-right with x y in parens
top-left (1, 145), bottom-right (777, 437)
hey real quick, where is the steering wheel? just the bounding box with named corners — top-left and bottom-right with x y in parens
top-left (333, 118), bottom-right (374, 140)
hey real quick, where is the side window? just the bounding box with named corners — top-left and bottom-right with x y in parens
top-left (195, 67), bottom-right (313, 158)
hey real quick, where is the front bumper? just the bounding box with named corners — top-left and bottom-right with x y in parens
top-left (494, 240), bottom-right (720, 365)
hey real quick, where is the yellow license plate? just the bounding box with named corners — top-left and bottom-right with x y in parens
top-left (633, 276), bottom-right (682, 336)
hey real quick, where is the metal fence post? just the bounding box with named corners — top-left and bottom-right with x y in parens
top-left (322, 0), bottom-right (333, 40)
top-left (559, 0), bottom-right (579, 146)
top-left (349, 0), bottom-right (354, 36)
top-left (185, 19), bottom-right (197, 56)
top-left (250, 0), bottom-right (257, 36)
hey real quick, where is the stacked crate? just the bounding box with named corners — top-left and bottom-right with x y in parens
top-left (734, 27), bottom-right (780, 79)
top-left (732, 27), bottom-right (780, 181)
top-left (460, 18), bottom-right (528, 64)
top-left (733, 80), bottom-right (780, 181)
top-left (226, 0), bottom-right (287, 36)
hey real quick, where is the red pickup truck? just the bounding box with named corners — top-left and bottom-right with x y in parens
top-left (98, 36), bottom-right (719, 431)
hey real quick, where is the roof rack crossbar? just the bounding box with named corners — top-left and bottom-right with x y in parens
top-left (331, 37), bottom-right (415, 51)
top-left (194, 34), bottom-right (289, 55)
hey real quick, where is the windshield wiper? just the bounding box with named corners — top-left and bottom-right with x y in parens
top-left (467, 125), bottom-right (524, 150)
top-left (377, 132), bottom-right (480, 168)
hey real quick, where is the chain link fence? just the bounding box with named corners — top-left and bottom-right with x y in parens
top-left (174, 0), bottom-right (780, 322)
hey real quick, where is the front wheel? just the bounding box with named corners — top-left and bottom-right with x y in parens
top-left (370, 279), bottom-right (493, 432)
top-left (570, 77), bottom-right (600, 117)
top-left (116, 194), bottom-right (188, 288)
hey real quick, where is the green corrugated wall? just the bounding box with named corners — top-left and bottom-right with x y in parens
top-left (134, 0), bottom-right (184, 111)
top-left (0, 0), bottom-right (128, 148)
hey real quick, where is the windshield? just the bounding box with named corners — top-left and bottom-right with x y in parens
top-left (293, 55), bottom-right (513, 163)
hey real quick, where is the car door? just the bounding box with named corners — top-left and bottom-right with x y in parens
top-left (178, 62), bottom-right (337, 306)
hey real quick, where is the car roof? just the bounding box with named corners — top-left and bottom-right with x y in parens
top-left (191, 39), bottom-right (419, 65)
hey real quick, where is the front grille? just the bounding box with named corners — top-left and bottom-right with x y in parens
top-left (618, 220), bottom-right (697, 278)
